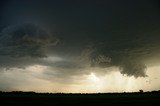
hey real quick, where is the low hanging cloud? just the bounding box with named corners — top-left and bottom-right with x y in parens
top-left (85, 42), bottom-right (149, 78)
top-left (0, 0), bottom-right (160, 79)
top-left (0, 23), bottom-right (58, 58)
top-left (0, 23), bottom-right (59, 69)
top-left (0, 23), bottom-right (157, 78)
top-left (73, 31), bottom-right (160, 78)
top-left (0, 23), bottom-right (158, 78)
top-left (120, 61), bottom-right (147, 78)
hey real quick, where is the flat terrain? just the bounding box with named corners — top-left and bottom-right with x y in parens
top-left (0, 91), bottom-right (160, 106)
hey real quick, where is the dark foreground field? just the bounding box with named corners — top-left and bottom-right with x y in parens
top-left (0, 91), bottom-right (160, 106)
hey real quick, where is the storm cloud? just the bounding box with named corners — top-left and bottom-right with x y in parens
top-left (0, 0), bottom-right (160, 79)
top-left (0, 23), bottom-right (58, 58)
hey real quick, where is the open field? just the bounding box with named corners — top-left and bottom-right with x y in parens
top-left (0, 91), bottom-right (160, 106)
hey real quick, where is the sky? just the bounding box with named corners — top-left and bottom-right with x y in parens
top-left (0, 0), bottom-right (160, 93)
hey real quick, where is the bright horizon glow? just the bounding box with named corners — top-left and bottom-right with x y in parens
top-left (0, 0), bottom-right (160, 95)
top-left (0, 65), bottom-right (159, 93)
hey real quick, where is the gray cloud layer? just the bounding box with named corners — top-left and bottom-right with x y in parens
top-left (0, 0), bottom-right (160, 78)
top-left (0, 23), bottom-right (58, 58)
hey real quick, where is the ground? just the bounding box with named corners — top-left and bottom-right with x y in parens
top-left (0, 91), bottom-right (160, 106)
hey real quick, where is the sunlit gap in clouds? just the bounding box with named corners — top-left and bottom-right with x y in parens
top-left (0, 62), bottom-right (159, 93)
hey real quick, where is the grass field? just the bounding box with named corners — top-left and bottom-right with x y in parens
top-left (0, 91), bottom-right (160, 106)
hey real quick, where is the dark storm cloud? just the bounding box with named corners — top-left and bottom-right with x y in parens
top-left (120, 61), bottom-right (147, 77)
top-left (0, 23), bottom-right (59, 69)
top-left (0, 0), bottom-right (160, 78)
top-left (0, 23), bottom-right (58, 58)
top-left (87, 30), bottom-right (160, 77)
